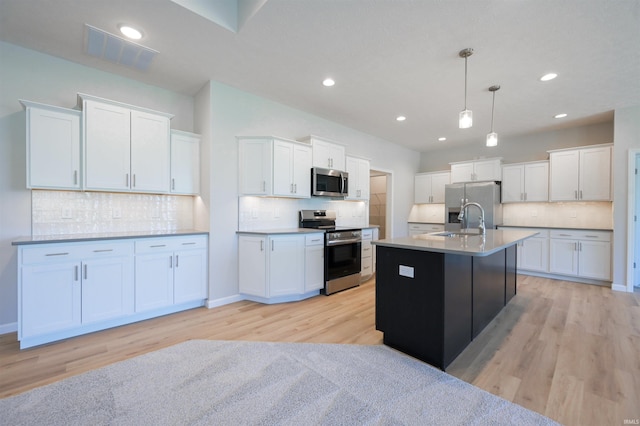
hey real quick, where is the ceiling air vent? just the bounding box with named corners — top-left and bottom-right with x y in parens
top-left (84, 24), bottom-right (158, 71)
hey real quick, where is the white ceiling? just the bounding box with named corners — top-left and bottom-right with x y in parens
top-left (1, 0), bottom-right (638, 152)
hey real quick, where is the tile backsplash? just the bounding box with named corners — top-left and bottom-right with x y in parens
top-left (32, 190), bottom-right (194, 236)
top-left (502, 201), bottom-right (612, 229)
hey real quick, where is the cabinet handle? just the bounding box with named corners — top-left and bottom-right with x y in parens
top-left (83, 264), bottom-right (88, 280)
top-left (126, 173), bottom-right (130, 187)
top-left (262, 180), bottom-right (266, 192)
top-left (73, 170), bottom-right (78, 185)
top-left (579, 190), bottom-right (583, 200)
top-left (579, 242), bottom-right (582, 251)
top-left (182, 242), bottom-right (196, 245)
top-left (574, 190), bottom-right (578, 200)
top-left (75, 265), bottom-right (79, 281)
top-left (172, 178), bottom-right (176, 190)
top-left (150, 244), bottom-right (167, 248)
top-left (294, 183), bottom-right (297, 193)
top-left (574, 242), bottom-right (578, 251)
top-left (93, 249), bottom-right (113, 253)
top-left (169, 255), bottom-right (173, 268)
top-left (271, 240), bottom-right (274, 251)
top-left (310, 238), bottom-right (321, 243)
top-left (558, 233), bottom-right (572, 237)
top-left (133, 174), bottom-right (136, 188)
top-left (45, 252), bottom-right (69, 256)
top-left (260, 240), bottom-right (264, 251)
top-left (290, 183), bottom-right (294, 193)
top-left (524, 192), bottom-right (527, 201)
top-left (175, 255), bottom-right (179, 267)
top-left (584, 235), bottom-right (599, 238)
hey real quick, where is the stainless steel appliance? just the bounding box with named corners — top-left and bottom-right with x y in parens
top-left (299, 210), bottom-right (361, 294)
top-left (445, 181), bottom-right (502, 232)
top-left (311, 167), bottom-right (348, 198)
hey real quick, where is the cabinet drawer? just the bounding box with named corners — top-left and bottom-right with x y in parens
top-left (21, 244), bottom-right (84, 264)
top-left (79, 242), bottom-right (133, 258)
top-left (409, 223), bottom-right (444, 232)
top-left (549, 230), bottom-right (611, 242)
top-left (135, 235), bottom-right (207, 253)
top-left (305, 234), bottom-right (324, 246)
top-left (361, 257), bottom-right (373, 275)
top-left (362, 229), bottom-right (373, 240)
top-left (362, 241), bottom-right (373, 258)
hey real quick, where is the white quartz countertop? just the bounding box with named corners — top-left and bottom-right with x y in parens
top-left (12, 229), bottom-right (209, 246)
top-left (372, 229), bottom-right (538, 257)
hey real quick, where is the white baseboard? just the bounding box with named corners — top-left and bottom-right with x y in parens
top-left (0, 322), bottom-right (18, 336)
top-left (611, 283), bottom-right (630, 292)
top-left (206, 294), bottom-right (244, 309)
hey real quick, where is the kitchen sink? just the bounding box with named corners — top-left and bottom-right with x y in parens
top-left (429, 230), bottom-right (481, 238)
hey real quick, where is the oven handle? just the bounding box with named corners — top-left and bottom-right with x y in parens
top-left (326, 238), bottom-right (361, 246)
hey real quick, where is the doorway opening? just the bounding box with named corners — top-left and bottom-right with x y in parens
top-left (369, 169), bottom-right (392, 239)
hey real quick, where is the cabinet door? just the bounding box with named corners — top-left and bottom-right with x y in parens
top-left (130, 110), bottom-right (170, 193)
top-left (579, 146), bottom-right (611, 201)
top-left (357, 159), bottom-right (370, 200)
top-left (329, 144), bottom-right (346, 171)
top-left (269, 236), bottom-right (304, 296)
top-left (501, 165), bottom-right (524, 202)
top-left (173, 249), bottom-right (207, 304)
top-left (238, 236), bottom-right (268, 296)
top-left (84, 100), bottom-right (131, 191)
top-left (305, 244), bottom-right (324, 292)
top-left (549, 239), bottom-right (579, 275)
top-left (430, 172), bottom-right (450, 203)
top-left (273, 140), bottom-right (294, 197)
top-left (26, 105), bottom-right (81, 189)
top-left (524, 162), bottom-right (549, 202)
top-left (578, 241), bottom-right (611, 280)
top-left (473, 159), bottom-right (501, 181)
top-left (312, 140), bottom-right (332, 168)
top-left (134, 252), bottom-right (174, 312)
top-left (292, 143), bottom-right (312, 198)
top-left (520, 237), bottom-right (549, 272)
top-left (414, 174), bottom-right (431, 204)
top-left (171, 131), bottom-right (200, 194)
top-left (21, 262), bottom-right (81, 337)
top-left (82, 256), bottom-right (134, 324)
top-left (451, 163), bottom-right (474, 183)
top-left (549, 150), bottom-right (579, 201)
top-left (239, 139), bottom-right (271, 195)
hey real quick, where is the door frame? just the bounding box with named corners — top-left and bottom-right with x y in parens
top-left (369, 167), bottom-right (393, 238)
top-left (626, 149), bottom-right (640, 292)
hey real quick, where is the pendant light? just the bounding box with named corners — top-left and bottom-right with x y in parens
top-left (486, 85), bottom-right (500, 147)
top-left (458, 48), bottom-right (474, 129)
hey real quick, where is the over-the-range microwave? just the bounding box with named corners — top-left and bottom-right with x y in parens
top-left (311, 167), bottom-right (348, 198)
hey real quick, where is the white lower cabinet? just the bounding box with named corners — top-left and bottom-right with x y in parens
top-left (305, 234), bottom-right (325, 292)
top-left (134, 236), bottom-right (208, 312)
top-left (515, 229), bottom-right (549, 273)
top-left (17, 234), bottom-right (207, 349)
top-left (549, 230), bottom-right (611, 280)
top-left (361, 228), bottom-right (379, 281)
top-left (20, 241), bottom-right (134, 345)
top-left (238, 232), bottom-right (324, 302)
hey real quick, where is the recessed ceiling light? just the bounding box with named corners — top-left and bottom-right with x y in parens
top-left (540, 73), bottom-right (558, 82)
top-left (119, 25), bottom-right (143, 40)
top-left (438, 137), bottom-right (447, 142)
top-left (396, 116), bottom-right (406, 122)
top-left (322, 78), bottom-right (335, 87)
top-left (554, 113), bottom-right (568, 118)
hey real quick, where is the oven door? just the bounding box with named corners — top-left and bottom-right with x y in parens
top-left (325, 240), bottom-right (362, 281)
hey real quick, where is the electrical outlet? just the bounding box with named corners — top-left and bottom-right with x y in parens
top-left (570, 210), bottom-right (577, 218)
top-left (251, 209), bottom-right (258, 219)
top-left (113, 208), bottom-right (122, 219)
top-left (531, 210), bottom-right (538, 217)
top-left (274, 208), bottom-right (280, 218)
top-left (61, 208), bottom-right (73, 219)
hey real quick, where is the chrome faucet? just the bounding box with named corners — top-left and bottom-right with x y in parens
top-left (458, 201), bottom-right (486, 235)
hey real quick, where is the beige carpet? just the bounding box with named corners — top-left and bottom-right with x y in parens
top-left (1, 340), bottom-right (558, 425)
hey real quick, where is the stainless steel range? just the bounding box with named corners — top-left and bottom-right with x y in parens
top-left (299, 210), bottom-right (362, 295)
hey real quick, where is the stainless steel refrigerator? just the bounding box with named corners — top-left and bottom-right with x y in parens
top-left (444, 181), bottom-right (502, 231)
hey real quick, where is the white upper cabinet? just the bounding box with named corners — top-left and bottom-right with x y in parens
top-left (501, 161), bottom-right (549, 203)
top-left (300, 135), bottom-right (346, 171)
top-left (549, 144), bottom-right (611, 201)
top-left (21, 100), bottom-right (81, 190)
top-left (450, 158), bottom-right (502, 183)
top-left (346, 156), bottom-right (370, 200)
top-left (414, 171), bottom-right (450, 204)
top-left (238, 137), bottom-right (311, 198)
top-left (170, 130), bottom-right (200, 195)
top-left (81, 94), bottom-right (172, 193)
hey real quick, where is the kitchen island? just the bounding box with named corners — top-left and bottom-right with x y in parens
top-left (372, 229), bottom-right (536, 370)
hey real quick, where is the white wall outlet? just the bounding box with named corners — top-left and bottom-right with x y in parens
top-left (251, 209), bottom-right (258, 219)
top-left (61, 208), bottom-right (73, 219)
top-left (531, 210), bottom-right (538, 217)
top-left (113, 208), bottom-right (122, 219)
top-left (151, 208), bottom-right (161, 218)
top-left (570, 210), bottom-right (577, 218)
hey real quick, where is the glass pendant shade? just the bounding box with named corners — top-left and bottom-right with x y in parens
top-left (486, 132), bottom-right (498, 147)
top-left (459, 109), bottom-right (473, 129)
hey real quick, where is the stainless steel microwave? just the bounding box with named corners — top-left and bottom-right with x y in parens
top-left (311, 167), bottom-right (348, 198)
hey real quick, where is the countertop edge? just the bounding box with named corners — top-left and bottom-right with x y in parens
top-left (12, 230), bottom-right (209, 246)
top-left (498, 225), bottom-right (613, 232)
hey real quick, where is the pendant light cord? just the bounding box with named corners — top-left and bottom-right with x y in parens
top-left (490, 90), bottom-right (495, 131)
top-left (464, 57), bottom-right (468, 110)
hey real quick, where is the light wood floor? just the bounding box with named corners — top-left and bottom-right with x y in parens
top-left (1, 276), bottom-right (639, 425)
